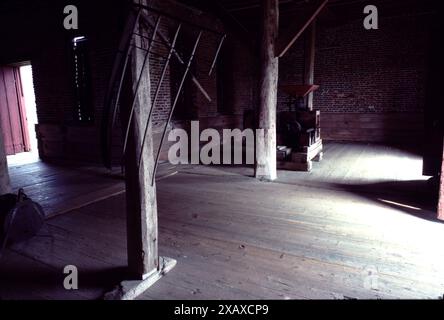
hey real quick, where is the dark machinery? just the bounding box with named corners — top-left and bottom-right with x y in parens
top-left (0, 189), bottom-right (46, 259)
top-left (277, 84), bottom-right (323, 171)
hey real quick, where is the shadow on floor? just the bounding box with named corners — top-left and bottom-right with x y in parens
top-left (331, 179), bottom-right (442, 223)
top-left (0, 263), bottom-right (127, 300)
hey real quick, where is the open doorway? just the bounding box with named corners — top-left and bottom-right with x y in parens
top-left (0, 63), bottom-right (39, 166)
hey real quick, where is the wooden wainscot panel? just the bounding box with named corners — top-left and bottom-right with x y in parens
top-left (36, 124), bottom-right (64, 142)
top-left (321, 112), bottom-right (424, 143)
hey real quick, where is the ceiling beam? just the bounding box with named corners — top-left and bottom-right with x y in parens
top-left (275, 0), bottom-right (328, 58)
top-left (174, 0), bottom-right (255, 51)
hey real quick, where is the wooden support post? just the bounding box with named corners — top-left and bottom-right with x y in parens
top-left (105, 3), bottom-right (177, 299)
top-left (437, 138), bottom-right (444, 221)
top-left (124, 2), bottom-right (158, 280)
top-left (304, 21), bottom-right (316, 111)
top-left (255, 0), bottom-right (279, 181)
top-left (0, 122), bottom-right (11, 195)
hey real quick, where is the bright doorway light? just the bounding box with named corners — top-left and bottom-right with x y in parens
top-left (6, 65), bottom-right (39, 166)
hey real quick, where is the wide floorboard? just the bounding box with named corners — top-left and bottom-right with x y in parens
top-left (7, 162), bottom-right (125, 218)
top-left (1, 142), bottom-right (443, 300)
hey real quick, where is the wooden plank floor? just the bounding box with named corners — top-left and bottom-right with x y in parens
top-left (187, 142), bottom-right (429, 188)
top-left (8, 162), bottom-right (126, 218)
top-left (1, 142), bottom-right (444, 300)
top-left (7, 161), bottom-right (177, 218)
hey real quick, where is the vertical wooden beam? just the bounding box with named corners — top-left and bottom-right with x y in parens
top-left (437, 138), bottom-right (444, 221)
top-left (124, 1), bottom-right (158, 279)
top-left (255, 0), bottom-right (279, 181)
top-left (304, 21), bottom-right (316, 111)
top-left (0, 121), bottom-right (11, 195)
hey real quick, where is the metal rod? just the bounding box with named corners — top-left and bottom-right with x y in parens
top-left (139, 13), bottom-right (189, 66)
top-left (101, 9), bottom-right (142, 168)
top-left (150, 31), bottom-right (203, 185)
top-left (191, 78), bottom-right (211, 102)
top-left (138, 24), bottom-right (182, 168)
top-left (111, 40), bottom-right (135, 127)
top-left (208, 34), bottom-right (226, 76)
top-left (133, 3), bottom-right (223, 36)
top-left (139, 13), bottom-right (212, 102)
top-left (111, 9), bottom-right (146, 127)
top-left (107, 9), bottom-right (141, 115)
top-left (122, 15), bottom-right (161, 156)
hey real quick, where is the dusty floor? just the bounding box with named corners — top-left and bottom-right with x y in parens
top-left (1, 142), bottom-right (443, 300)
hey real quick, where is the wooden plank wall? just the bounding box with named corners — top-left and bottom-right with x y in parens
top-left (36, 124), bottom-right (122, 164)
top-left (321, 112), bottom-right (424, 145)
top-left (36, 115), bottom-right (242, 164)
top-left (157, 115), bottom-right (243, 161)
top-left (37, 113), bottom-right (423, 165)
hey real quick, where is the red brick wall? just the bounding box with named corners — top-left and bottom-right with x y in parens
top-left (153, 1), bottom-right (245, 128)
top-left (148, 18), bottom-right (172, 125)
top-left (0, 1), bottom-right (130, 163)
top-left (174, 4), bottom-right (432, 146)
top-left (0, 1), bottom-right (175, 164)
top-left (314, 14), bottom-right (429, 115)
top-left (277, 10), bottom-right (431, 144)
top-left (0, 0), bottom-right (434, 165)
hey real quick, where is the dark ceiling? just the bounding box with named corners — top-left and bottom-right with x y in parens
top-left (178, 0), bottom-right (436, 11)
top-left (214, 0), bottom-right (313, 12)
top-left (173, 0), bottom-right (438, 31)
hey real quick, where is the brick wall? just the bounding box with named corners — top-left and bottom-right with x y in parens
top-left (314, 14), bottom-right (429, 114)
top-left (276, 9), bottom-right (431, 145)
top-left (0, 0), bottom-right (238, 164)
top-left (147, 18), bottom-right (172, 125)
top-left (230, 39), bottom-right (258, 119)
top-left (0, 0), bottom-right (434, 165)
top-left (150, 1), bottom-right (246, 134)
top-left (278, 39), bottom-right (304, 113)
top-left (0, 1), bottom-right (131, 163)
top-left (168, 3), bottom-right (432, 146)
top-left (0, 1), bottom-right (176, 164)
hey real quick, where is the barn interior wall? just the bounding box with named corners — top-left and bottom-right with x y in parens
top-left (278, 6), bottom-right (430, 146)
top-left (0, 1), bottom-right (129, 164)
top-left (185, 0), bottom-right (432, 148)
top-left (0, 0), bottom-right (434, 165)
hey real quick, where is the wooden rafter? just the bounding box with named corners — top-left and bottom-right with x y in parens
top-left (275, 0), bottom-right (328, 58)
top-left (174, 0), bottom-right (255, 51)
